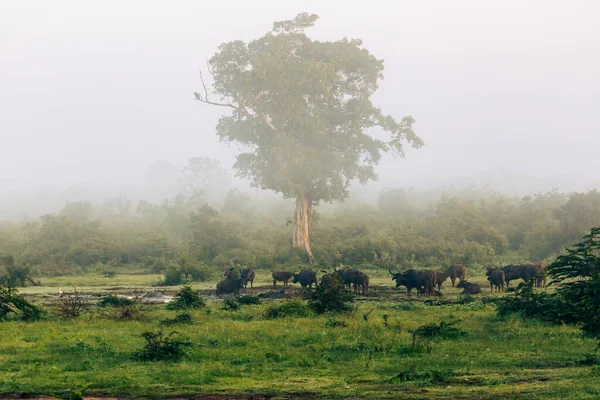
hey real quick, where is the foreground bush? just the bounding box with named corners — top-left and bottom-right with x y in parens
top-left (308, 273), bottom-right (354, 314)
top-left (0, 285), bottom-right (44, 321)
top-left (132, 330), bottom-right (192, 361)
top-left (262, 299), bottom-right (311, 319)
top-left (167, 286), bottom-right (205, 310)
top-left (496, 227), bottom-right (600, 337)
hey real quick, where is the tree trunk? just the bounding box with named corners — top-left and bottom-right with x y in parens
top-left (292, 194), bottom-right (315, 264)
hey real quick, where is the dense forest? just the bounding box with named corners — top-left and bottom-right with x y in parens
top-left (2, 185), bottom-right (600, 277)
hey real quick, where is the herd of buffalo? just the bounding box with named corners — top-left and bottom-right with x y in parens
top-left (214, 263), bottom-right (547, 297)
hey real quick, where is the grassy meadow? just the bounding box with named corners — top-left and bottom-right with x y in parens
top-left (1, 270), bottom-right (599, 399)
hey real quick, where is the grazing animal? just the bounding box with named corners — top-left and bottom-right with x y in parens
top-left (432, 271), bottom-right (449, 291)
top-left (389, 269), bottom-right (434, 296)
top-left (292, 269), bottom-right (317, 289)
top-left (272, 271), bottom-right (294, 288)
top-left (224, 267), bottom-right (238, 279)
top-left (486, 267), bottom-right (506, 293)
top-left (456, 279), bottom-right (481, 295)
top-left (216, 278), bottom-right (244, 296)
top-left (334, 267), bottom-right (360, 291)
top-left (506, 264), bottom-right (546, 288)
top-left (501, 264), bottom-right (518, 287)
top-left (446, 264), bottom-right (467, 287)
top-left (355, 271), bottom-right (370, 296)
top-left (240, 268), bottom-right (255, 288)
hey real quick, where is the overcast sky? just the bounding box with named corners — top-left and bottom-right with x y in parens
top-left (1, 0), bottom-right (599, 197)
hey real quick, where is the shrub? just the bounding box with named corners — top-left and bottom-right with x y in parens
top-left (237, 295), bottom-right (261, 305)
top-left (97, 294), bottom-right (133, 308)
top-left (57, 288), bottom-right (90, 319)
top-left (221, 299), bottom-right (240, 311)
top-left (410, 320), bottom-right (466, 352)
top-left (98, 292), bottom-right (150, 320)
top-left (132, 330), bottom-right (192, 362)
top-left (262, 299), bottom-right (311, 319)
top-left (308, 273), bottom-right (353, 314)
top-left (160, 313), bottom-right (193, 326)
top-left (167, 286), bottom-right (205, 310)
top-left (0, 285), bottom-right (44, 321)
top-left (495, 280), bottom-right (569, 324)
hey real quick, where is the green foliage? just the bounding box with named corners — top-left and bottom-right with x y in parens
top-left (547, 227), bottom-right (600, 336)
top-left (160, 313), bottom-right (193, 326)
top-left (262, 299), bottom-right (310, 319)
top-left (308, 273), bottom-right (354, 314)
top-left (237, 294), bottom-right (261, 305)
top-left (167, 286), bottom-right (205, 310)
top-left (97, 294), bottom-right (133, 308)
top-left (497, 227), bottom-right (600, 337)
top-left (410, 320), bottom-right (466, 352)
top-left (221, 299), bottom-right (240, 311)
top-left (495, 280), bottom-right (568, 323)
top-left (197, 13), bottom-right (422, 204)
top-left (132, 330), bottom-right (192, 362)
top-left (0, 285), bottom-right (44, 321)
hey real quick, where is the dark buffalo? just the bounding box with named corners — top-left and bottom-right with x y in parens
top-left (446, 264), bottom-right (467, 287)
top-left (355, 271), bottom-right (369, 296)
top-left (334, 267), bottom-right (360, 290)
top-left (216, 278), bottom-right (244, 296)
top-left (224, 267), bottom-right (238, 279)
top-left (501, 264), bottom-right (518, 287)
top-left (486, 267), bottom-right (506, 293)
top-left (389, 269), bottom-right (434, 296)
top-left (240, 268), bottom-right (255, 288)
top-left (272, 271), bottom-right (294, 288)
top-left (432, 271), bottom-right (449, 291)
top-left (456, 279), bottom-right (481, 295)
top-left (293, 269), bottom-right (317, 289)
top-left (506, 264), bottom-right (546, 288)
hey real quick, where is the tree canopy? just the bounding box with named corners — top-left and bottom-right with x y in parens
top-left (194, 13), bottom-right (422, 262)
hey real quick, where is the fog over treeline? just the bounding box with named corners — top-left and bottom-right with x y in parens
top-left (2, 1), bottom-right (600, 218)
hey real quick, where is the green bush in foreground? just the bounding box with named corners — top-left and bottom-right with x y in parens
top-left (0, 285), bottom-right (44, 321)
top-left (308, 273), bottom-right (354, 314)
top-left (132, 330), bottom-right (192, 361)
top-left (167, 286), bottom-right (205, 310)
top-left (262, 299), bottom-right (311, 319)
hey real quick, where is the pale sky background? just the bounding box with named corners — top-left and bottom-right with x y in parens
top-left (1, 0), bottom-right (600, 214)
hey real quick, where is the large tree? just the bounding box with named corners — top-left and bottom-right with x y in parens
top-left (194, 13), bottom-right (422, 263)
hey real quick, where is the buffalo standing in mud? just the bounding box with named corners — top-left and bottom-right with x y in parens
top-left (335, 267), bottom-right (369, 295)
top-left (272, 271), bottom-right (294, 288)
top-left (293, 269), bottom-right (317, 289)
top-left (216, 278), bottom-right (244, 296)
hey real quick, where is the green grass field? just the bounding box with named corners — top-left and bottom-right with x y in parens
top-left (1, 271), bottom-right (599, 399)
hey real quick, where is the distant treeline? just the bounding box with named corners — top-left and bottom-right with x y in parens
top-left (1, 187), bottom-right (600, 275)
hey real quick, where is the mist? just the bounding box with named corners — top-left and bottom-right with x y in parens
top-left (2, 0), bottom-right (600, 218)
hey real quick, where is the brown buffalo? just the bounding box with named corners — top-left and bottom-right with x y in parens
top-left (506, 264), bottom-right (546, 288)
top-left (432, 271), bottom-right (449, 291)
top-left (486, 267), bottom-right (506, 293)
top-left (240, 268), bottom-right (255, 288)
top-left (456, 278), bottom-right (481, 295)
top-left (272, 271), bottom-right (294, 288)
top-left (446, 264), bottom-right (467, 287)
top-left (216, 278), bottom-right (244, 296)
top-left (389, 269), bottom-right (435, 296)
top-left (355, 271), bottom-right (369, 296)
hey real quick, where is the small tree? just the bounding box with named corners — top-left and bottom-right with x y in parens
top-left (546, 227), bottom-right (600, 336)
top-left (308, 272), bottom-right (353, 314)
top-left (167, 286), bottom-right (205, 310)
top-left (57, 287), bottom-right (90, 319)
top-left (0, 285), bottom-right (44, 321)
top-left (195, 13), bottom-right (422, 263)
